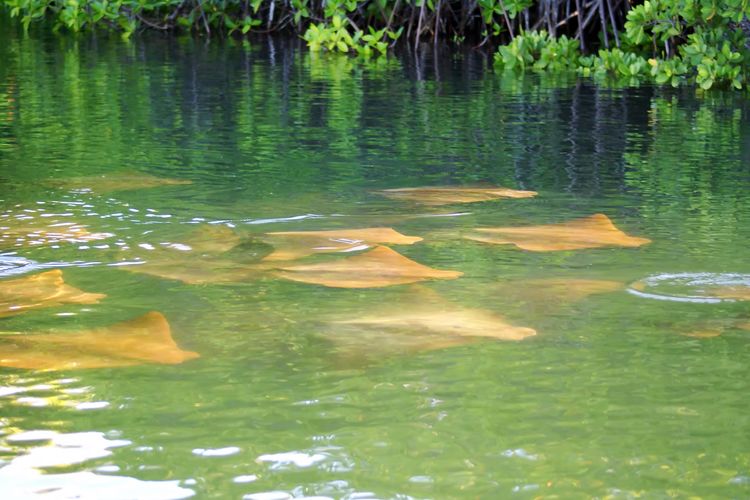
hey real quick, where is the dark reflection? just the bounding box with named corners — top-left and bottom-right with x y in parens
top-left (1, 19), bottom-right (748, 204)
top-left (0, 16), bottom-right (748, 263)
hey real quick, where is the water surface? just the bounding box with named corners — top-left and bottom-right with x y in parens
top-left (1, 21), bottom-right (750, 499)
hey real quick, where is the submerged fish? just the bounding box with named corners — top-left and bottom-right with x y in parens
top-left (374, 186), bottom-right (537, 205)
top-left (262, 227), bottom-right (422, 261)
top-left (465, 213), bottom-right (651, 251)
top-left (0, 270), bottom-right (105, 319)
top-left (46, 171), bottom-right (192, 194)
top-left (319, 285), bottom-right (535, 364)
top-left (331, 308), bottom-right (536, 341)
top-left (274, 245), bottom-right (462, 288)
top-left (488, 277), bottom-right (624, 314)
top-left (0, 312), bottom-right (199, 370)
top-left (0, 213), bottom-right (111, 249)
top-left (122, 224), bottom-right (270, 284)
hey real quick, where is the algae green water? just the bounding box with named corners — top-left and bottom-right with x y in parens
top-left (1, 22), bottom-right (750, 499)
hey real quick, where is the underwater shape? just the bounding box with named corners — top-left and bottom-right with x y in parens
top-left (464, 213), bottom-right (651, 251)
top-left (482, 277), bottom-right (625, 318)
top-left (167, 224), bottom-right (243, 255)
top-left (706, 286), bottom-right (750, 301)
top-left (0, 311), bottom-right (199, 370)
top-left (122, 224), bottom-right (265, 284)
top-left (522, 278), bottom-right (624, 297)
top-left (322, 327), bottom-right (478, 365)
top-left (45, 171), bottom-right (193, 193)
top-left (373, 186), bottom-right (538, 205)
top-left (123, 258), bottom-right (266, 285)
top-left (0, 215), bottom-right (112, 248)
top-left (167, 225), bottom-right (243, 254)
top-left (331, 308), bottom-right (536, 341)
top-left (0, 270), bottom-right (105, 318)
top-left (274, 245), bottom-right (462, 288)
top-left (682, 329), bottom-right (723, 339)
top-left (494, 278), bottom-right (624, 309)
top-left (262, 227), bottom-right (422, 261)
top-left (320, 286), bottom-right (535, 365)
top-left (682, 319), bottom-right (750, 339)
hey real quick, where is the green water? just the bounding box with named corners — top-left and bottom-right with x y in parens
top-left (1, 21), bottom-right (750, 499)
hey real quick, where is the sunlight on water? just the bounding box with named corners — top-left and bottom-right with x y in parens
top-left (0, 377), bottom-right (194, 498)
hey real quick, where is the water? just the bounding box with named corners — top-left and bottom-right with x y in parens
top-left (1, 20), bottom-right (750, 499)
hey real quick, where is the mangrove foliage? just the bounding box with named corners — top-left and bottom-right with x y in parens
top-left (2, 0), bottom-right (749, 88)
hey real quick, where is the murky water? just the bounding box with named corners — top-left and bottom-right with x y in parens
top-left (1, 19), bottom-right (750, 499)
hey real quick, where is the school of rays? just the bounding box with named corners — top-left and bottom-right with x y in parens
top-left (2, 176), bottom-right (746, 371)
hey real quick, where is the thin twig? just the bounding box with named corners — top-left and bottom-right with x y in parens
top-left (434, 0), bottom-right (442, 44)
top-left (606, 0), bottom-right (620, 47)
top-left (137, 14), bottom-right (170, 30)
top-left (415, 0), bottom-right (426, 42)
top-left (167, 0), bottom-right (187, 22)
top-left (195, 0), bottom-right (210, 34)
top-left (267, 0), bottom-right (275, 29)
top-left (386, 0), bottom-right (401, 32)
top-left (406, 1), bottom-right (417, 41)
top-left (574, 0), bottom-right (585, 51)
top-left (597, 0), bottom-right (608, 48)
top-left (497, 0), bottom-right (515, 40)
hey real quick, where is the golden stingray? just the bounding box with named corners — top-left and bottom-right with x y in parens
top-left (122, 224), bottom-right (265, 284)
top-left (478, 277), bottom-right (624, 318)
top-left (0, 218), bottom-right (111, 248)
top-left (682, 319), bottom-right (750, 339)
top-left (374, 186), bottom-right (538, 205)
top-left (464, 213), bottom-right (651, 251)
top-left (321, 286), bottom-right (535, 365)
top-left (322, 328), bottom-right (481, 367)
top-left (332, 308), bottom-right (536, 341)
top-left (682, 329), bottom-right (723, 339)
top-left (705, 286), bottom-right (750, 301)
top-left (0, 312), bottom-right (199, 370)
top-left (0, 270), bottom-right (105, 318)
top-left (524, 278), bottom-right (623, 295)
top-left (46, 172), bottom-right (192, 193)
top-left (262, 227), bottom-right (422, 261)
top-left (274, 246), bottom-right (462, 288)
top-left (509, 278), bottom-right (623, 304)
top-left (123, 259), bottom-right (266, 285)
top-left (167, 224), bottom-right (243, 254)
